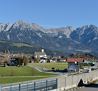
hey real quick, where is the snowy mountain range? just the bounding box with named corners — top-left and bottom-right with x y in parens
top-left (0, 20), bottom-right (98, 55)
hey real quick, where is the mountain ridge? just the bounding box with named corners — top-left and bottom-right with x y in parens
top-left (0, 20), bottom-right (98, 56)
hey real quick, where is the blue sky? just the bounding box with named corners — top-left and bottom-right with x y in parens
top-left (0, 0), bottom-right (98, 28)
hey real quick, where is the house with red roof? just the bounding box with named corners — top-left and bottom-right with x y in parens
top-left (66, 58), bottom-right (83, 72)
top-left (66, 58), bottom-right (83, 63)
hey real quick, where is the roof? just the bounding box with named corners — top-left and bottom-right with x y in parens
top-left (66, 58), bottom-right (83, 63)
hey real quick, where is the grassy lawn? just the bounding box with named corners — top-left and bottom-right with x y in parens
top-left (0, 66), bottom-right (33, 76)
top-left (0, 77), bottom-right (46, 84)
top-left (0, 66), bottom-right (53, 76)
top-left (0, 63), bottom-right (68, 84)
top-left (28, 62), bottom-right (68, 70)
top-left (0, 66), bottom-right (54, 84)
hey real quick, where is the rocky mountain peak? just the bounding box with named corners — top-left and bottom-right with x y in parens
top-left (12, 20), bottom-right (33, 30)
top-left (32, 23), bottom-right (45, 32)
top-left (46, 26), bottom-right (74, 38)
top-left (0, 21), bottom-right (98, 56)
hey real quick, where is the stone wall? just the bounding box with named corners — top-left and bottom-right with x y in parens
top-left (57, 70), bottom-right (98, 91)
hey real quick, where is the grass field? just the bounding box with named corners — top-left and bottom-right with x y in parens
top-left (0, 66), bottom-right (53, 76)
top-left (0, 66), bottom-right (53, 84)
top-left (28, 62), bottom-right (68, 70)
top-left (0, 63), bottom-right (68, 84)
top-left (0, 77), bottom-right (46, 84)
top-left (0, 66), bottom-right (33, 76)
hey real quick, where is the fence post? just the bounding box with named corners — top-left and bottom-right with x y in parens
top-left (19, 84), bottom-right (21, 91)
top-left (34, 82), bottom-right (36, 91)
top-left (27, 82), bottom-right (28, 91)
top-left (10, 84), bottom-right (12, 91)
top-left (0, 85), bottom-right (1, 91)
top-left (46, 80), bottom-right (48, 91)
top-left (56, 78), bottom-right (58, 88)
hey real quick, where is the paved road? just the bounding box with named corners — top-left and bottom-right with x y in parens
top-left (28, 64), bottom-right (68, 76)
top-left (76, 87), bottom-right (98, 91)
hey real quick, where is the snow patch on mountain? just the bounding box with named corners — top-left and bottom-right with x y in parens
top-left (7, 34), bottom-right (10, 40)
top-left (36, 33), bottom-right (42, 38)
top-left (58, 36), bottom-right (63, 38)
top-left (0, 23), bottom-right (6, 31)
top-left (93, 37), bottom-right (98, 40)
top-left (4, 24), bottom-right (13, 31)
